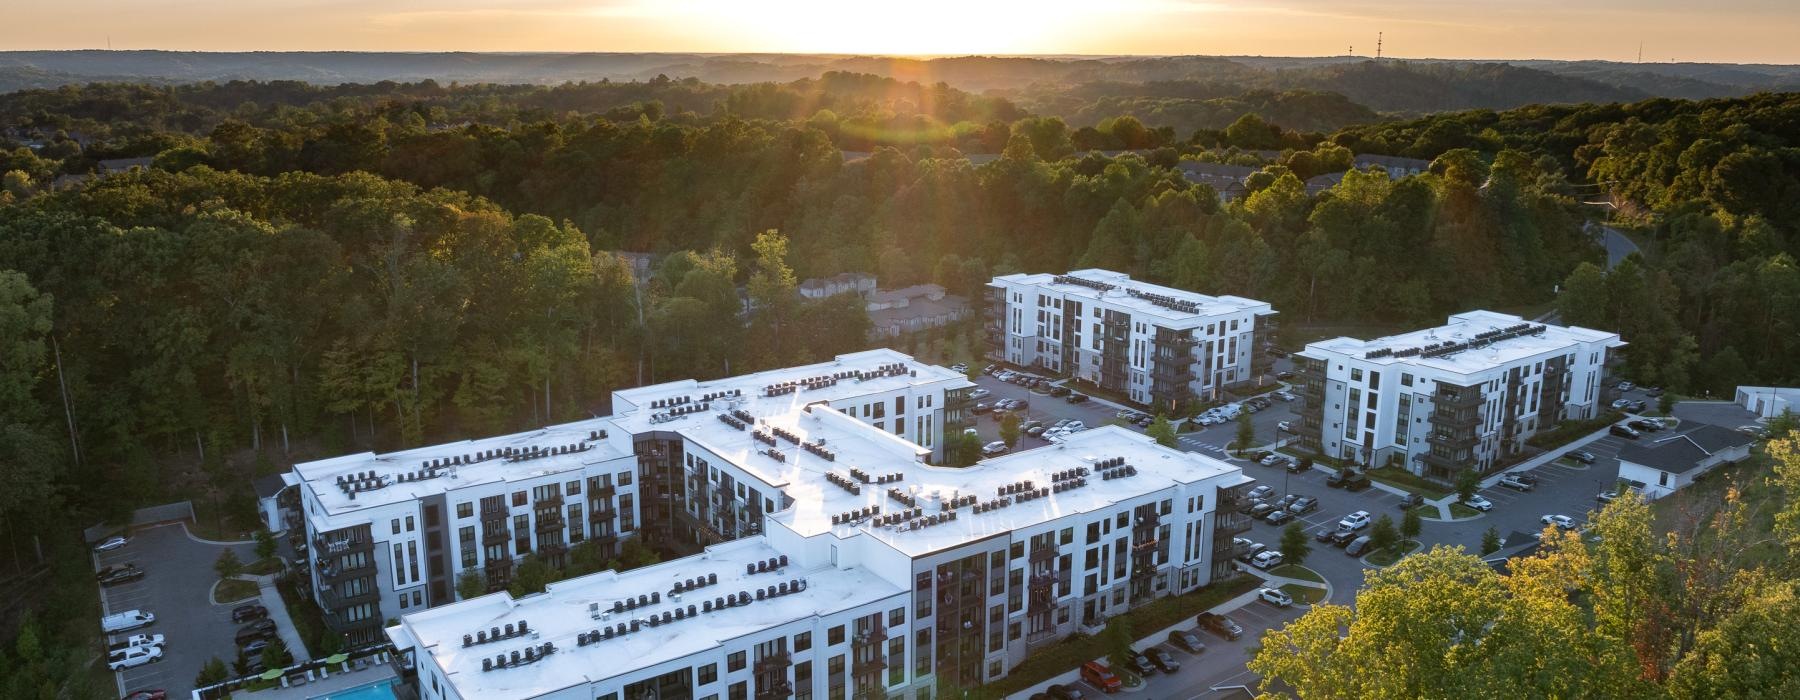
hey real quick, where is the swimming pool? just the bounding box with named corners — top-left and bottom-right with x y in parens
top-left (311, 677), bottom-right (398, 700)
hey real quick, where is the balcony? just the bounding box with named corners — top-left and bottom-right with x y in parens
top-left (485, 557), bottom-right (514, 574)
top-left (535, 493), bottom-right (564, 508)
top-left (589, 508), bottom-right (616, 524)
top-left (1431, 408), bottom-right (1481, 429)
top-left (1135, 511), bottom-right (1161, 530)
top-left (483, 527), bottom-right (511, 545)
top-left (1214, 512), bottom-right (1252, 536)
top-left (313, 535), bottom-right (372, 555)
top-left (315, 559), bottom-right (374, 584)
top-left (755, 651), bottom-right (793, 673)
top-left (1131, 558), bottom-right (1159, 579)
top-left (590, 531), bottom-right (620, 547)
top-left (852, 657), bottom-right (887, 677)
top-left (539, 542), bottom-right (568, 557)
top-left (1435, 388), bottom-right (1482, 410)
top-left (754, 680), bottom-right (794, 700)
top-left (534, 514), bottom-right (565, 532)
top-left (853, 626), bottom-right (888, 647)
top-left (321, 607), bottom-right (381, 634)
top-left (592, 485), bottom-right (617, 500)
top-left (1132, 538), bottom-right (1161, 554)
top-left (1029, 547), bottom-right (1057, 564)
top-left (321, 585), bottom-right (379, 609)
top-left (1426, 430), bottom-right (1478, 451)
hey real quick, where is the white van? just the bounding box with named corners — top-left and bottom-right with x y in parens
top-left (101, 610), bottom-right (155, 633)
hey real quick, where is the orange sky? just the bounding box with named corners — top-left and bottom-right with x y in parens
top-left (4, 0), bottom-right (1799, 64)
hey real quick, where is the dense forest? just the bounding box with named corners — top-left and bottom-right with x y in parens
top-left (3, 68), bottom-right (1800, 697)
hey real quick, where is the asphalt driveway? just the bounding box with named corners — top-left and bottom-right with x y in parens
top-left (95, 523), bottom-right (262, 699)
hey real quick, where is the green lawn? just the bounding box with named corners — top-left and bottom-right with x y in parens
top-left (1269, 564), bottom-right (1324, 583)
top-left (1279, 584), bottom-right (1327, 604)
top-left (987, 576), bottom-right (1260, 696)
top-left (244, 557), bottom-right (285, 576)
top-left (214, 577), bottom-right (261, 604)
top-left (1366, 467), bottom-right (1452, 500)
top-left (1365, 540), bottom-right (1423, 567)
top-left (1448, 503), bottom-right (1483, 519)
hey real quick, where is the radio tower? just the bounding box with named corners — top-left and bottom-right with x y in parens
top-left (1377, 32), bottom-right (1383, 60)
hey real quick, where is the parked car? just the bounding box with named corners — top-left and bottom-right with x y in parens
top-left (236, 619), bottom-right (277, 645)
top-left (1499, 475), bottom-right (1533, 491)
top-left (1121, 649), bottom-right (1156, 677)
top-left (93, 536), bottom-right (128, 552)
top-left (1258, 587), bottom-right (1294, 607)
top-left (1513, 472), bottom-right (1540, 486)
top-left (1265, 509), bottom-right (1295, 525)
top-left (121, 691), bottom-right (168, 700)
top-left (1610, 398), bottom-right (1632, 410)
top-left (1570, 450), bottom-right (1598, 465)
top-left (981, 441), bottom-right (1008, 456)
top-left (1276, 421), bottom-right (1295, 433)
top-left (1329, 529), bottom-right (1359, 547)
top-left (101, 610), bottom-right (155, 633)
top-left (1314, 527), bottom-right (1338, 543)
top-left (232, 604), bottom-right (269, 623)
top-left (1289, 496), bottom-right (1318, 514)
top-left (1286, 457), bottom-right (1309, 473)
top-left (107, 645), bottom-right (163, 671)
top-left (1259, 454), bottom-right (1284, 467)
top-left (1066, 393), bottom-right (1090, 404)
top-left (1596, 490), bottom-right (1620, 504)
top-left (1236, 542), bottom-right (1268, 563)
top-left (1250, 502), bottom-right (1277, 518)
top-left (1325, 469), bottom-right (1358, 488)
top-left (1617, 381), bottom-right (1635, 392)
top-left (1337, 511), bottom-right (1371, 531)
top-left (1629, 418), bottom-right (1663, 433)
top-left (1541, 514), bottom-right (1577, 530)
top-left (1251, 550), bottom-right (1285, 569)
top-left (1196, 612), bottom-right (1243, 640)
top-left (1080, 661), bottom-right (1122, 692)
top-left (1629, 399), bottom-right (1649, 412)
top-left (968, 388), bottom-right (991, 400)
top-left (1737, 425), bottom-right (1770, 439)
top-left (1247, 485), bottom-right (1274, 500)
top-left (97, 564), bottom-right (145, 586)
top-left (1147, 646), bottom-right (1181, 673)
top-left (1345, 536), bottom-right (1373, 556)
top-left (1049, 386), bottom-right (1072, 397)
top-left (1048, 684), bottom-right (1085, 700)
top-left (1344, 473), bottom-right (1372, 491)
top-left (1610, 424), bottom-right (1641, 439)
top-left (1167, 629), bottom-right (1206, 654)
top-left (1464, 494), bottom-right (1494, 511)
top-left (1272, 494), bottom-right (1299, 510)
top-left (106, 634), bottom-right (164, 653)
top-left (240, 639), bottom-right (274, 657)
top-left (1398, 493), bottom-right (1424, 510)
top-left (1645, 386), bottom-right (1664, 396)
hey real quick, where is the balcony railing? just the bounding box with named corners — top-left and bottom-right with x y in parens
top-left (853, 626), bottom-right (888, 647)
top-left (592, 485), bottom-right (617, 499)
top-left (483, 527), bottom-right (511, 545)
top-left (313, 536), bottom-right (372, 555)
top-left (589, 509), bottom-right (616, 524)
top-left (1029, 547), bottom-right (1057, 564)
top-left (852, 658), bottom-right (887, 677)
top-left (535, 493), bottom-right (564, 508)
top-left (1426, 430), bottom-right (1478, 450)
top-left (755, 651), bottom-right (793, 673)
top-left (535, 514), bottom-right (565, 532)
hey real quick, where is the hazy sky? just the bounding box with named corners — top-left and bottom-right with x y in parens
top-left (6, 0), bottom-right (1799, 64)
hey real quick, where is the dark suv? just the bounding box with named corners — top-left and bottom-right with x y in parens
top-left (1196, 612), bottom-right (1244, 640)
top-left (1397, 493), bottom-right (1424, 510)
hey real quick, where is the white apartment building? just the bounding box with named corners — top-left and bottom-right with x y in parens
top-left (986, 270), bottom-right (1275, 411)
top-left (387, 424), bottom-right (1253, 700)
top-left (286, 350), bottom-right (978, 646)
top-left (1293, 310), bottom-right (1624, 479)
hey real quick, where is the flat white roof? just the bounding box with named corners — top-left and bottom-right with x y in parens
top-left (396, 537), bottom-right (902, 700)
top-left (772, 423), bottom-right (1246, 556)
top-left (293, 417), bottom-right (632, 519)
top-left (613, 349), bottom-right (972, 432)
top-left (1301, 310), bottom-right (1624, 377)
top-left (992, 269), bottom-right (1273, 325)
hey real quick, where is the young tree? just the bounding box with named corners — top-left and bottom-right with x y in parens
top-left (1234, 411), bottom-right (1256, 455)
top-left (1147, 415), bottom-right (1178, 448)
top-left (255, 530), bottom-right (277, 561)
top-left (1279, 522), bottom-right (1312, 568)
top-left (1480, 526), bottom-right (1501, 556)
top-left (456, 569), bottom-right (488, 600)
top-left (1455, 469), bottom-right (1480, 503)
top-left (1657, 392), bottom-right (1675, 415)
top-left (215, 549), bottom-right (244, 580)
top-left (1369, 514), bottom-right (1398, 555)
top-left (261, 638), bottom-right (293, 670)
top-left (999, 412), bottom-right (1021, 448)
top-left (1102, 615), bottom-right (1137, 670)
top-left (1400, 508), bottom-right (1422, 545)
top-left (196, 656), bottom-right (230, 687)
top-left (945, 430), bottom-right (981, 467)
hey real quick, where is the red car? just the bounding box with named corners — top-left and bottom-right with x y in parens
top-left (122, 691), bottom-right (167, 700)
top-left (1080, 661), bottom-right (1122, 693)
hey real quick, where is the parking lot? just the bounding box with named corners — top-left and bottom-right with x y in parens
top-left (1052, 590), bottom-right (1309, 700)
top-left (95, 524), bottom-right (264, 698)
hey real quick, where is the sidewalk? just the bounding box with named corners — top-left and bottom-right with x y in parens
top-left (1420, 424), bottom-right (1615, 516)
top-left (259, 577), bottom-right (312, 663)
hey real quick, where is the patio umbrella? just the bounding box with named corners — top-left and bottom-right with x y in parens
top-left (259, 668), bottom-right (283, 681)
top-left (326, 653), bottom-right (349, 664)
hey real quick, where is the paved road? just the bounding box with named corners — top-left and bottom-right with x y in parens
top-left (95, 524), bottom-right (261, 699)
top-left (1599, 224), bottom-right (1640, 269)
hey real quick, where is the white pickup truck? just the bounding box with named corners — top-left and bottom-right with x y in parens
top-left (107, 633), bottom-right (164, 653)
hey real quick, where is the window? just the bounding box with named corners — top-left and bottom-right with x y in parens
top-left (391, 519), bottom-right (401, 535)
top-left (456, 502), bottom-right (472, 519)
top-left (795, 631), bottom-right (812, 652)
top-left (1010, 542), bottom-right (1024, 560)
top-left (729, 682), bottom-right (746, 700)
top-left (567, 480), bottom-right (581, 496)
top-left (728, 651), bottom-right (746, 672)
top-left (512, 491), bottom-right (527, 507)
top-left (889, 607), bottom-right (905, 627)
top-left (1351, 368), bottom-right (1363, 382)
top-left (829, 625), bottom-right (845, 646)
top-left (405, 515), bottom-right (415, 532)
top-left (618, 471), bottom-right (633, 486)
top-left (699, 663), bottom-right (718, 685)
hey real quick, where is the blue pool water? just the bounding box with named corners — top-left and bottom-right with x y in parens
top-left (313, 677), bottom-right (398, 700)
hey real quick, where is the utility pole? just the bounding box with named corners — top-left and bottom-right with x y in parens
top-left (1377, 32), bottom-right (1383, 60)
top-left (1638, 42), bottom-right (1643, 63)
